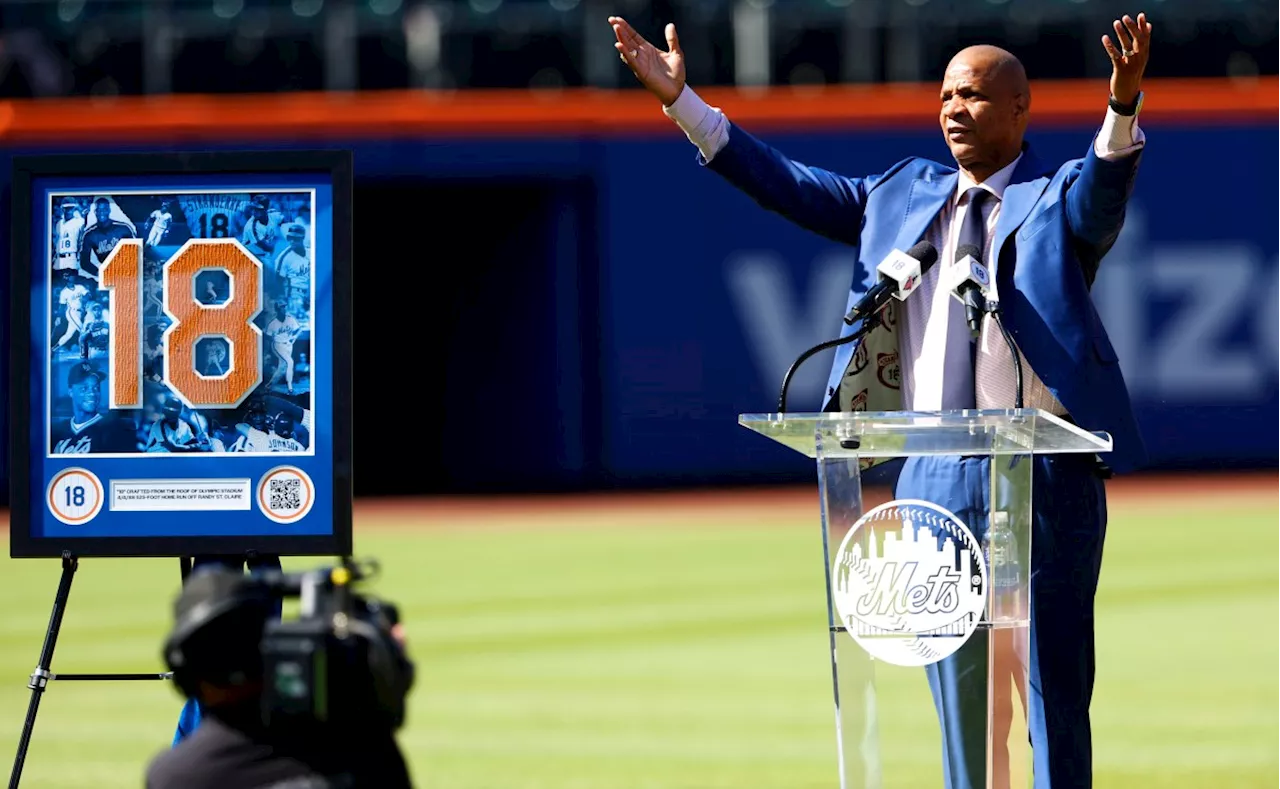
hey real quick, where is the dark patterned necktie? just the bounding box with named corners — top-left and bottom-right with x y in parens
top-left (955, 187), bottom-right (992, 409)
top-left (964, 187), bottom-right (1020, 409)
top-left (957, 186), bottom-right (993, 258)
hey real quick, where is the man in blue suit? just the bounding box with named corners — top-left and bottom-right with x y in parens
top-left (609, 12), bottom-right (1153, 789)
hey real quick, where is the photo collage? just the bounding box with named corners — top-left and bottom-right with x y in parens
top-left (48, 190), bottom-right (316, 456)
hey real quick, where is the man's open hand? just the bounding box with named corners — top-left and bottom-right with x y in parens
top-left (1102, 12), bottom-right (1152, 106)
top-left (609, 16), bottom-right (686, 107)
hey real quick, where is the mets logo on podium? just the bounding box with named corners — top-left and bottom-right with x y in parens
top-left (832, 499), bottom-right (987, 667)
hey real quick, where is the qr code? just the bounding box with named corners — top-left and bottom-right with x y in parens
top-left (269, 478), bottom-right (302, 511)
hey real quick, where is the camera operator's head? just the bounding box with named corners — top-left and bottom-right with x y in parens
top-left (163, 568), bottom-right (273, 712)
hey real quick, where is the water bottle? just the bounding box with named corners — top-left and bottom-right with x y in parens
top-left (986, 512), bottom-right (1024, 623)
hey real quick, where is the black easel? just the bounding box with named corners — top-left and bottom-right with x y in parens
top-left (7, 552), bottom-right (193, 789)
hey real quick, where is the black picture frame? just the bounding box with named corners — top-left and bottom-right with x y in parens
top-left (9, 150), bottom-right (353, 558)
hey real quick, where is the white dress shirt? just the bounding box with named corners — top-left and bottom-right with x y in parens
top-left (903, 159), bottom-right (1020, 410)
top-left (663, 86), bottom-right (1145, 412)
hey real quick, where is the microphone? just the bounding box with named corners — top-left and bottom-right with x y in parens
top-left (948, 243), bottom-right (990, 339)
top-left (949, 246), bottom-right (1025, 411)
top-left (842, 241), bottom-right (939, 326)
top-left (778, 240), bottom-right (937, 414)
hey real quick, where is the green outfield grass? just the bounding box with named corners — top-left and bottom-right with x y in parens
top-left (0, 480), bottom-right (1275, 788)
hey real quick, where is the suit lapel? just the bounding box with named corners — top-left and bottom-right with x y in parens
top-left (857, 171), bottom-right (953, 417)
top-left (893, 171), bottom-right (958, 255)
top-left (992, 144), bottom-right (1054, 275)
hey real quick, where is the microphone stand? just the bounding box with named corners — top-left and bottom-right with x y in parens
top-left (985, 301), bottom-right (1024, 409)
top-left (777, 311), bottom-right (884, 414)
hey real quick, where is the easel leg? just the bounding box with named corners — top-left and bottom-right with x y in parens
top-left (8, 552), bottom-right (79, 789)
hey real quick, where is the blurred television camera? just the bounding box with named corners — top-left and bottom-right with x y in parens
top-left (164, 558), bottom-right (414, 737)
top-left (148, 558), bottom-right (416, 789)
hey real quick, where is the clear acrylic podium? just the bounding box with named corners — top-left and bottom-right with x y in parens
top-left (739, 409), bottom-right (1113, 789)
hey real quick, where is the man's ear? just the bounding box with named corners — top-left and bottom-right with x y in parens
top-left (1014, 91), bottom-right (1031, 122)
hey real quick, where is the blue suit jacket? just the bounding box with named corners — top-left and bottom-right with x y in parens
top-left (701, 123), bottom-right (1148, 473)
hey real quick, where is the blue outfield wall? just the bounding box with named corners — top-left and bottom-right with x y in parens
top-left (1, 120), bottom-right (1275, 495)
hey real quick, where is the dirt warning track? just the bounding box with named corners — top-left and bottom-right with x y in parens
top-left (0, 470), bottom-right (1269, 535)
top-left (346, 469), bottom-right (1278, 532)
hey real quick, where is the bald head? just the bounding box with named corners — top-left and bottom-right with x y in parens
top-left (939, 45), bottom-right (1031, 182)
top-left (948, 45), bottom-right (1029, 102)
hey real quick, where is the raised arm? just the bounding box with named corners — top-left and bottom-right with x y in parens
top-left (609, 16), bottom-right (873, 245)
top-left (1066, 13), bottom-right (1152, 266)
top-left (665, 87), bottom-right (876, 245)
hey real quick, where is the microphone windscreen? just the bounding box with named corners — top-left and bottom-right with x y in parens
top-left (907, 240), bottom-right (939, 271)
top-left (955, 243), bottom-right (982, 263)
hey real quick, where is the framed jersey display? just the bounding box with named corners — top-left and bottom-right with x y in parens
top-left (9, 151), bottom-right (353, 558)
